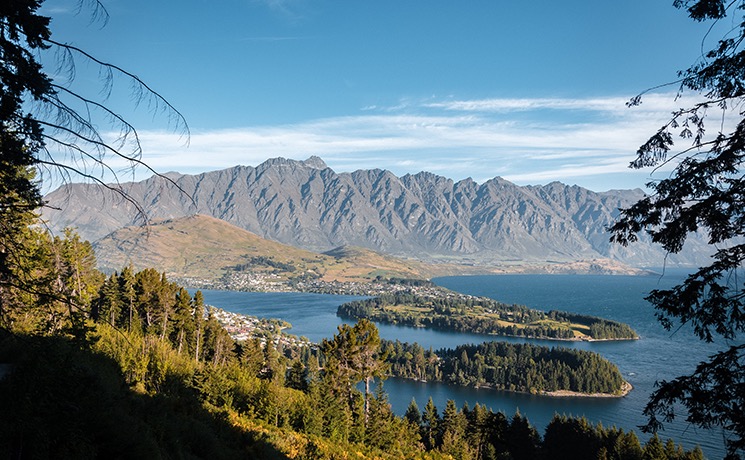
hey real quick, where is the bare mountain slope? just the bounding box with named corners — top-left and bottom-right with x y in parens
top-left (45, 156), bottom-right (710, 266)
top-left (93, 214), bottom-right (443, 282)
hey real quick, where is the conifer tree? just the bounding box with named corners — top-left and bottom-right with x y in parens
top-left (364, 382), bottom-right (394, 449)
top-left (404, 398), bottom-right (422, 428)
top-left (422, 396), bottom-right (440, 450)
top-left (614, 431), bottom-right (644, 460)
top-left (320, 319), bottom-right (388, 427)
top-left (439, 400), bottom-right (472, 459)
top-left (506, 410), bottom-right (541, 460)
top-left (192, 290), bottom-right (205, 362)
top-left (171, 287), bottom-right (193, 355)
top-left (118, 267), bottom-right (137, 333)
top-left (642, 434), bottom-right (667, 460)
top-left (94, 273), bottom-right (122, 326)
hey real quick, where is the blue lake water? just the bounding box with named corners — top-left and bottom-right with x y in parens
top-left (197, 270), bottom-right (731, 459)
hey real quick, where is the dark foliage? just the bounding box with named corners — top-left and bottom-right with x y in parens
top-left (231, 256), bottom-right (297, 273)
top-left (384, 339), bottom-right (626, 395)
top-left (610, 1), bottom-right (745, 458)
top-left (0, 330), bottom-right (264, 459)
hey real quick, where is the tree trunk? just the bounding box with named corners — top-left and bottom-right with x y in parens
top-left (195, 326), bottom-right (201, 363)
top-left (160, 311), bottom-right (168, 341)
top-left (364, 375), bottom-right (371, 426)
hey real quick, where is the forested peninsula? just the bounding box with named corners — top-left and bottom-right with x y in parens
top-left (338, 291), bottom-right (638, 341)
top-left (383, 340), bottom-right (629, 396)
top-left (213, 307), bottom-right (629, 397)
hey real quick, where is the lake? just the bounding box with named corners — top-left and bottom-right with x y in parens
top-left (197, 270), bottom-right (730, 459)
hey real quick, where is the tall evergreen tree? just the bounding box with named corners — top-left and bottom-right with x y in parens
top-left (506, 411), bottom-right (541, 460)
top-left (422, 396), bottom-right (439, 450)
top-left (286, 360), bottom-right (308, 392)
top-left (94, 273), bottom-right (122, 326)
top-left (202, 308), bottom-right (233, 366)
top-left (192, 290), bottom-right (205, 362)
top-left (642, 434), bottom-right (667, 460)
top-left (320, 319), bottom-right (388, 427)
top-left (171, 287), bottom-right (194, 355)
top-left (404, 398), bottom-right (422, 428)
top-left (439, 400), bottom-right (472, 459)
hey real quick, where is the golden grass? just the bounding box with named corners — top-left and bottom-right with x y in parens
top-left (95, 214), bottom-right (442, 283)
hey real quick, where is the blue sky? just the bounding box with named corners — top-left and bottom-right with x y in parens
top-left (41, 0), bottom-right (716, 191)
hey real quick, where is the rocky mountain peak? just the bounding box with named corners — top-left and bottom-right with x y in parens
top-left (42, 156), bottom-right (710, 266)
top-left (303, 155), bottom-right (328, 170)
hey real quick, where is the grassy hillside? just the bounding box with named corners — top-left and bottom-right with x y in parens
top-left (93, 214), bottom-right (446, 283)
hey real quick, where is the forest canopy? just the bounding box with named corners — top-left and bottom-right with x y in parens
top-left (384, 339), bottom-right (628, 396)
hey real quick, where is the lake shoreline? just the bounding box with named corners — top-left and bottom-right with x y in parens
top-left (212, 307), bottom-right (631, 401)
top-left (198, 271), bottom-right (724, 459)
top-left (542, 381), bottom-right (633, 398)
top-left (481, 331), bottom-right (640, 343)
top-left (399, 377), bottom-right (634, 399)
top-left (205, 282), bottom-right (641, 343)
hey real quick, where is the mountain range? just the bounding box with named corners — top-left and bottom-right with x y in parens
top-left (43, 156), bottom-right (711, 267)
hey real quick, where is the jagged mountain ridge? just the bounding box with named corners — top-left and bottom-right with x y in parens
top-left (43, 156), bottom-right (707, 266)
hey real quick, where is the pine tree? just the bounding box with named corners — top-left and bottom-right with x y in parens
top-left (95, 274), bottom-right (123, 326)
top-left (191, 290), bottom-right (205, 362)
top-left (613, 430), bottom-right (643, 460)
top-left (171, 287), bottom-right (194, 355)
top-left (465, 403), bottom-right (489, 459)
top-left (118, 267), bottom-right (137, 333)
top-left (439, 400), bottom-right (472, 459)
top-left (286, 360), bottom-right (307, 392)
top-left (365, 382), bottom-right (395, 450)
top-left (404, 398), bottom-right (422, 428)
top-left (320, 319), bottom-right (388, 427)
top-left (506, 410), bottom-right (541, 460)
top-left (642, 433), bottom-right (667, 460)
top-left (422, 396), bottom-right (439, 450)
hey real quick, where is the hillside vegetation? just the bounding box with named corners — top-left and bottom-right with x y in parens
top-left (0, 228), bottom-right (701, 459)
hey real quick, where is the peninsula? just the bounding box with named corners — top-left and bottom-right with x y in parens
top-left (338, 290), bottom-right (639, 341)
top-left (210, 307), bottom-right (630, 398)
top-left (384, 340), bottom-right (631, 397)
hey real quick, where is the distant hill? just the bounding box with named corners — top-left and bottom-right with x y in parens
top-left (46, 156), bottom-right (712, 267)
top-left (93, 214), bottom-right (450, 283)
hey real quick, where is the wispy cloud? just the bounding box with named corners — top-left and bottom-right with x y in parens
top-left (252, 0), bottom-right (309, 22)
top-left (424, 97), bottom-right (629, 113)
top-left (58, 92), bottom-right (724, 192)
top-left (422, 93), bottom-right (704, 116)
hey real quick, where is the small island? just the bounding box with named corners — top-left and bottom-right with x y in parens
top-left (338, 290), bottom-right (639, 341)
